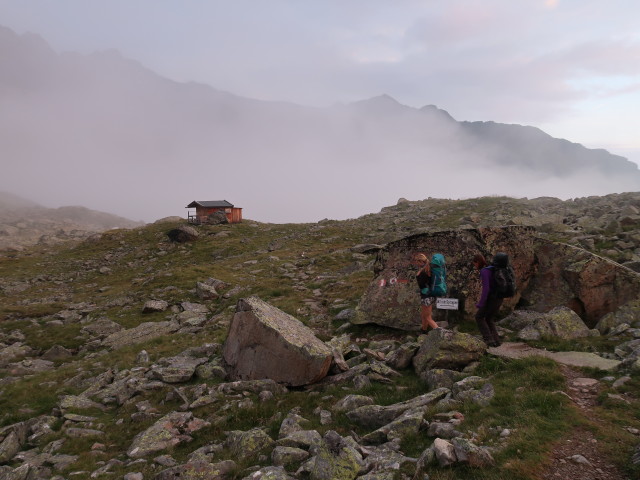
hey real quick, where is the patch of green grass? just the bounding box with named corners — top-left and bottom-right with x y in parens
top-left (18, 321), bottom-right (86, 352)
top-left (588, 373), bottom-right (640, 478)
top-left (0, 302), bottom-right (69, 320)
top-left (0, 365), bottom-right (83, 426)
top-left (433, 356), bottom-right (578, 478)
top-left (595, 240), bottom-right (616, 250)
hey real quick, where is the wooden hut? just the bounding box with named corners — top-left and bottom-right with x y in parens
top-left (186, 200), bottom-right (243, 224)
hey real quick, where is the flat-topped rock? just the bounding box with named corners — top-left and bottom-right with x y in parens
top-left (488, 342), bottom-right (621, 371)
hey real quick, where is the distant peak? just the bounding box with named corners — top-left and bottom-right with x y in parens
top-left (368, 94), bottom-right (400, 104)
top-left (419, 104), bottom-right (456, 122)
top-left (350, 94), bottom-right (409, 114)
top-left (0, 25), bottom-right (53, 54)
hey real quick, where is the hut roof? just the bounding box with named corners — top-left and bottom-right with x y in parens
top-left (186, 200), bottom-right (234, 208)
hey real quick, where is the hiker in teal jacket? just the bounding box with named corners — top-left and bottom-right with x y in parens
top-left (413, 253), bottom-right (439, 333)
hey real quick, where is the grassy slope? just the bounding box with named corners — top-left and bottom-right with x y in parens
top-left (0, 200), bottom-right (638, 479)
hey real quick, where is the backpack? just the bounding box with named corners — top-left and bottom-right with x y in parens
top-left (490, 252), bottom-right (516, 298)
top-left (429, 253), bottom-right (447, 297)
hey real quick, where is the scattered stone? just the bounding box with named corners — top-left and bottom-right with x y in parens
top-left (154, 460), bottom-right (236, 480)
top-left (65, 428), bottom-right (105, 438)
top-left (0, 430), bottom-right (21, 463)
top-left (127, 411), bottom-right (209, 458)
top-left (136, 350), bottom-right (150, 365)
top-left (149, 355), bottom-right (209, 383)
top-left (142, 300), bottom-right (169, 313)
top-left (225, 428), bottom-right (274, 459)
top-left (332, 394), bottom-right (375, 413)
top-left (102, 320), bottom-right (180, 349)
top-left (432, 438), bottom-right (457, 467)
top-left (568, 454), bottom-right (592, 466)
top-left (311, 430), bottom-right (364, 480)
top-left (271, 446), bottom-right (310, 467)
top-left (346, 388), bottom-right (449, 429)
top-left (167, 225), bottom-right (199, 243)
top-left (41, 345), bottom-right (73, 362)
top-left (451, 437), bottom-right (495, 467)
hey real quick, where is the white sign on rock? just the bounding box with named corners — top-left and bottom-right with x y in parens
top-left (436, 298), bottom-right (459, 310)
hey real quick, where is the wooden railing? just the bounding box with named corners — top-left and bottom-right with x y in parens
top-left (187, 213), bottom-right (201, 224)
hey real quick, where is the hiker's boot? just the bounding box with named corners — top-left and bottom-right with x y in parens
top-left (475, 318), bottom-right (494, 347)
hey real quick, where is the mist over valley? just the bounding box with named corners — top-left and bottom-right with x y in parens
top-left (1, 25), bottom-right (639, 224)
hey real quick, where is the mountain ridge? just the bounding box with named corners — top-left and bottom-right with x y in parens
top-left (0, 24), bottom-right (638, 224)
top-left (0, 191), bottom-right (143, 251)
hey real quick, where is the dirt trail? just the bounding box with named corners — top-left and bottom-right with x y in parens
top-left (489, 343), bottom-right (631, 480)
top-left (535, 365), bottom-right (628, 480)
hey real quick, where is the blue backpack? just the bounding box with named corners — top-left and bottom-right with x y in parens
top-left (429, 253), bottom-right (447, 297)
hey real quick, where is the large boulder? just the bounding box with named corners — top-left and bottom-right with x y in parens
top-left (413, 329), bottom-right (486, 374)
top-left (353, 226), bottom-right (537, 330)
top-left (522, 241), bottom-right (640, 327)
top-left (222, 297), bottom-right (333, 386)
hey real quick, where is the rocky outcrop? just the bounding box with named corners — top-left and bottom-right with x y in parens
top-left (353, 226), bottom-right (537, 330)
top-left (522, 241), bottom-right (640, 327)
top-left (353, 226), bottom-right (640, 330)
top-left (222, 297), bottom-right (333, 386)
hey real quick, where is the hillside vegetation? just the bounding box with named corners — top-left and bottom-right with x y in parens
top-left (0, 193), bottom-right (639, 480)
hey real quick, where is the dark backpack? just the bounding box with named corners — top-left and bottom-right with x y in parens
top-left (429, 253), bottom-right (447, 297)
top-left (490, 252), bottom-right (516, 298)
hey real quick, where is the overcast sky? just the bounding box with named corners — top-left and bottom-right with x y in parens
top-left (1, 0), bottom-right (639, 169)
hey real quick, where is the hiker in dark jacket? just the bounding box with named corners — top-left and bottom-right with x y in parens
top-left (413, 253), bottom-right (439, 333)
top-left (473, 252), bottom-right (502, 347)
